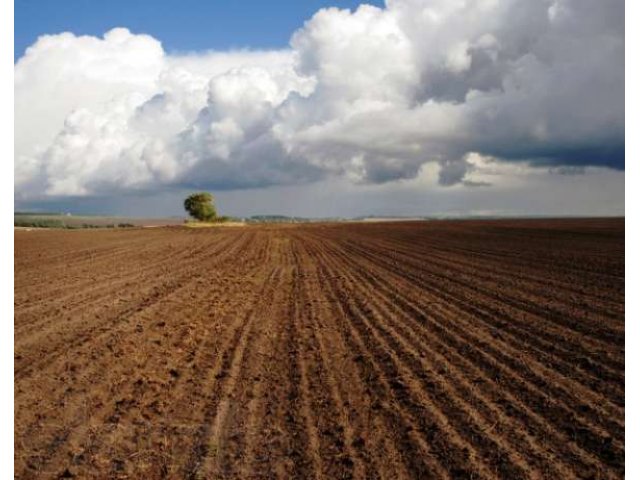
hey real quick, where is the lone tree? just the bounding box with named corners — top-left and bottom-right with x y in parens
top-left (184, 192), bottom-right (217, 222)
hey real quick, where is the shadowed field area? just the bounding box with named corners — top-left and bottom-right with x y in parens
top-left (14, 219), bottom-right (624, 479)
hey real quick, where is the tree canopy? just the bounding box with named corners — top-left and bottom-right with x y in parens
top-left (184, 192), bottom-right (217, 222)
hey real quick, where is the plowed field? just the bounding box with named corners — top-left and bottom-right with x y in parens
top-left (14, 219), bottom-right (624, 479)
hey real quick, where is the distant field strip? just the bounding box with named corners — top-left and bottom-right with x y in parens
top-left (14, 219), bottom-right (624, 479)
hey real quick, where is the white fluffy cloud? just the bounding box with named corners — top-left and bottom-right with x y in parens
top-left (15, 0), bottom-right (623, 202)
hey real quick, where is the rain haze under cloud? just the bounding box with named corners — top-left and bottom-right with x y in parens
top-left (14, 0), bottom-right (624, 217)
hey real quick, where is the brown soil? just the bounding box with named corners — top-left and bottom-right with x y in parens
top-left (14, 219), bottom-right (624, 479)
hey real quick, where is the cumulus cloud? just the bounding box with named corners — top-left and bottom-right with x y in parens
top-left (14, 0), bottom-right (624, 202)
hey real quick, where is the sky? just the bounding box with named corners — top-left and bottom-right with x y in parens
top-left (15, 0), bottom-right (383, 60)
top-left (14, 0), bottom-right (625, 218)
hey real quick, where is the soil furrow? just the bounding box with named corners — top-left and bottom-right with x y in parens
top-left (15, 219), bottom-right (625, 479)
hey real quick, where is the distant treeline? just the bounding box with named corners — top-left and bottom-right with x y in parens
top-left (15, 216), bottom-right (135, 229)
top-left (14, 211), bottom-right (63, 216)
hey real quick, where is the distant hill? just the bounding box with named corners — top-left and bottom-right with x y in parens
top-left (247, 215), bottom-right (343, 223)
